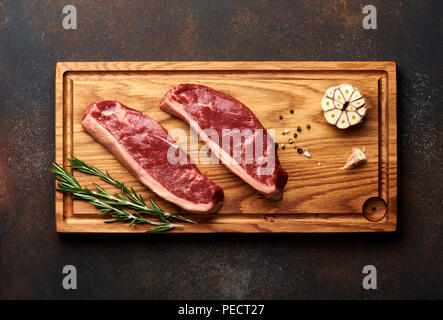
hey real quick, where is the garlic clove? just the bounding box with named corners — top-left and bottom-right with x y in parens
top-left (325, 86), bottom-right (336, 99)
top-left (336, 112), bottom-right (350, 129)
top-left (350, 98), bottom-right (365, 109)
top-left (324, 109), bottom-right (342, 125)
top-left (346, 105), bottom-right (357, 112)
top-left (339, 84), bottom-right (354, 101)
top-left (347, 111), bottom-right (362, 125)
top-left (339, 147), bottom-right (367, 171)
top-left (357, 106), bottom-right (367, 117)
top-left (349, 88), bottom-right (363, 102)
top-left (334, 100), bottom-right (344, 110)
top-left (321, 97), bottom-right (335, 111)
top-left (333, 88), bottom-right (345, 103)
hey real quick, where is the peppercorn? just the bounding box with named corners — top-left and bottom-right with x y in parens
top-left (297, 148), bottom-right (303, 154)
top-left (293, 133), bottom-right (298, 138)
top-left (279, 115), bottom-right (283, 120)
top-left (289, 139), bottom-right (293, 144)
top-left (306, 124), bottom-right (311, 129)
top-left (280, 144), bottom-right (286, 150)
top-left (290, 109), bottom-right (294, 114)
top-left (297, 126), bottom-right (302, 132)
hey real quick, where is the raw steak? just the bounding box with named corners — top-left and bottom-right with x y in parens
top-left (160, 84), bottom-right (288, 199)
top-left (82, 100), bottom-right (224, 213)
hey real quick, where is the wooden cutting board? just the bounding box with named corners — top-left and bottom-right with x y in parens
top-left (55, 61), bottom-right (397, 233)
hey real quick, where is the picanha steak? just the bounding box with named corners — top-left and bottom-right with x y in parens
top-left (160, 84), bottom-right (288, 199)
top-left (82, 100), bottom-right (224, 213)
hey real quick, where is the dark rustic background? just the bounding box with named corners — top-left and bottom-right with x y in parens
top-left (0, 0), bottom-right (442, 299)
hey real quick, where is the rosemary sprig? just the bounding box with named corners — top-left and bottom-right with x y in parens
top-left (51, 159), bottom-right (195, 232)
top-left (66, 157), bottom-right (194, 224)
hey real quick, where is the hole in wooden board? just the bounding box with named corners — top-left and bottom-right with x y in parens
top-left (362, 197), bottom-right (387, 222)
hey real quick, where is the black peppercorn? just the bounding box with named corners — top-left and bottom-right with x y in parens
top-left (290, 109), bottom-right (294, 114)
top-left (279, 115), bottom-right (283, 120)
top-left (297, 148), bottom-right (303, 154)
top-left (297, 127), bottom-right (302, 132)
top-left (306, 124), bottom-right (311, 129)
top-left (293, 133), bottom-right (298, 138)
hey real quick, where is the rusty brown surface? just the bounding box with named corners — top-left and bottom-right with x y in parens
top-left (0, 0), bottom-right (442, 299)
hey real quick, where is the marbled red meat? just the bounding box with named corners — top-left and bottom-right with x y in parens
top-left (160, 84), bottom-right (288, 199)
top-left (82, 100), bottom-right (224, 213)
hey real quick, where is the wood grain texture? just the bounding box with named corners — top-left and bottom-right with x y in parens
top-left (54, 61), bottom-right (397, 233)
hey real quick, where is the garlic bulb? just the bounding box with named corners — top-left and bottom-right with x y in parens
top-left (322, 84), bottom-right (367, 129)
